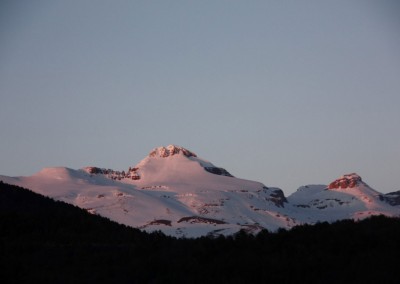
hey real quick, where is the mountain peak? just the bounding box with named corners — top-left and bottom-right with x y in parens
top-left (328, 173), bottom-right (363, 189)
top-left (148, 145), bottom-right (197, 158)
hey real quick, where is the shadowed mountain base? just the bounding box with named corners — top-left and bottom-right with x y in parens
top-left (1, 181), bottom-right (400, 283)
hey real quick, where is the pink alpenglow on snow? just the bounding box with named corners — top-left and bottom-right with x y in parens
top-left (0, 146), bottom-right (399, 238)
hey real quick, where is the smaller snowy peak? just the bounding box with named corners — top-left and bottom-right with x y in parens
top-left (35, 167), bottom-right (82, 179)
top-left (328, 173), bottom-right (363, 189)
top-left (148, 145), bottom-right (197, 158)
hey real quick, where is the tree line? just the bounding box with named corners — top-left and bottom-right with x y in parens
top-left (1, 181), bottom-right (399, 283)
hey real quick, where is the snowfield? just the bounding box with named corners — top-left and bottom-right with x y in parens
top-left (1, 145), bottom-right (399, 238)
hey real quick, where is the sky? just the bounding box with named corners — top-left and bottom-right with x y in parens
top-left (1, 0), bottom-right (399, 194)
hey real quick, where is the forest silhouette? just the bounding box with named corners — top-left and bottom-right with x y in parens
top-left (1, 181), bottom-right (399, 283)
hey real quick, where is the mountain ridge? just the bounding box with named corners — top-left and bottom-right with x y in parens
top-left (1, 145), bottom-right (399, 237)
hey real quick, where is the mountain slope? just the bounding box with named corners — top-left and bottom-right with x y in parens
top-left (2, 181), bottom-right (400, 284)
top-left (0, 180), bottom-right (146, 243)
top-left (1, 145), bottom-right (399, 237)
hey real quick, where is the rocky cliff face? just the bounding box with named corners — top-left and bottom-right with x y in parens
top-left (380, 191), bottom-right (400, 206)
top-left (149, 145), bottom-right (197, 158)
top-left (328, 173), bottom-right (363, 189)
top-left (83, 166), bottom-right (140, 180)
top-left (266, 188), bottom-right (288, 207)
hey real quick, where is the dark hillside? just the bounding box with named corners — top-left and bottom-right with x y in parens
top-left (1, 181), bottom-right (400, 284)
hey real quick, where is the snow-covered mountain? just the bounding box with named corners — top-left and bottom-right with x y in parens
top-left (288, 173), bottom-right (398, 223)
top-left (1, 145), bottom-right (399, 237)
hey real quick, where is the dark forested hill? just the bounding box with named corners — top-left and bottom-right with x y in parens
top-left (1, 181), bottom-right (400, 284)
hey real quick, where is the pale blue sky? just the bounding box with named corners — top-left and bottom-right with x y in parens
top-left (1, 0), bottom-right (399, 194)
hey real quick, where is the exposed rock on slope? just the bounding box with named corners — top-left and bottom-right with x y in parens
top-left (149, 145), bottom-right (197, 158)
top-left (328, 173), bottom-right (362, 189)
top-left (380, 191), bottom-right (400, 206)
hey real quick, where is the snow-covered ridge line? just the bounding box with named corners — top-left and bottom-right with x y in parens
top-left (1, 145), bottom-right (399, 238)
